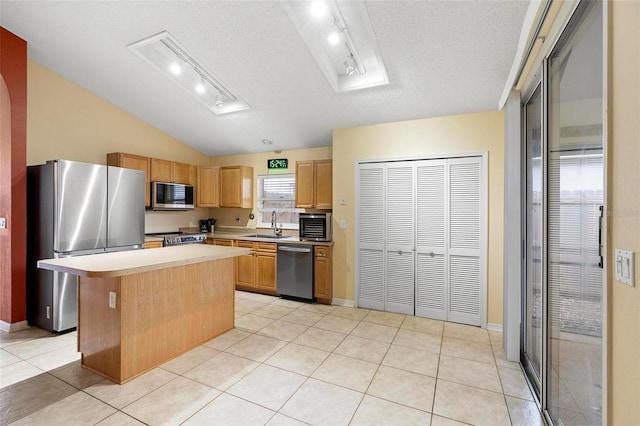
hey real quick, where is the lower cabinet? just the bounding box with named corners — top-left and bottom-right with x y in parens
top-left (235, 240), bottom-right (277, 295)
top-left (314, 246), bottom-right (332, 304)
top-left (143, 241), bottom-right (163, 249)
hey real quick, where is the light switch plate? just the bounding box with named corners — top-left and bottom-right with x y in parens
top-left (615, 249), bottom-right (634, 287)
top-left (109, 291), bottom-right (117, 308)
top-left (0, 218), bottom-right (6, 229)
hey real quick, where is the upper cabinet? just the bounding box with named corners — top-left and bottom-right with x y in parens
top-left (107, 152), bottom-right (151, 207)
top-left (220, 165), bottom-right (253, 208)
top-left (197, 166), bottom-right (220, 207)
top-left (150, 158), bottom-right (195, 185)
top-left (295, 159), bottom-right (332, 209)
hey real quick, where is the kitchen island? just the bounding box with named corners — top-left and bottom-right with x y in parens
top-left (37, 244), bottom-right (250, 384)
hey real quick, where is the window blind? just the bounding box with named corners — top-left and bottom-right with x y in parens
top-left (259, 174), bottom-right (296, 201)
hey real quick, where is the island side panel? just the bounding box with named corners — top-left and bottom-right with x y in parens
top-left (78, 276), bottom-right (123, 382)
top-left (119, 257), bottom-right (235, 383)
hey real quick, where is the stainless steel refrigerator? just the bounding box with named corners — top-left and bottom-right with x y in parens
top-left (27, 159), bottom-right (145, 332)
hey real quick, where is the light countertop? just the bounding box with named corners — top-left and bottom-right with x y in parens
top-left (206, 232), bottom-right (334, 246)
top-left (37, 245), bottom-right (251, 278)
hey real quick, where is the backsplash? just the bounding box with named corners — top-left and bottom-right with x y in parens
top-left (144, 208), bottom-right (209, 233)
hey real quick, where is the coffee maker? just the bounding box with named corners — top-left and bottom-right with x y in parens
top-left (199, 220), bottom-right (209, 233)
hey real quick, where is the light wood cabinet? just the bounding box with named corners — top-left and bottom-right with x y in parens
top-left (220, 166), bottom-right (253, 208)
top-left (197, 166), bottom-right (220, 207)
top-left (150, 158), bottom-right (195, 185)
top-left (213, 239), bottom-right (234, 247)
top-left (295, 160), bottom-right (332, 209)
top-left (314, 245), bottom-right (332, 304)
top-left (234, 240), bottom-right (277, 294)
top-left (143, 241), bottom-right (163, 249)
top-left (107, 152), bottom-right (151, 207)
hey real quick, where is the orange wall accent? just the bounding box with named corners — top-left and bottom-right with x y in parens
top-left (0, 27), bottom-right (27, 327)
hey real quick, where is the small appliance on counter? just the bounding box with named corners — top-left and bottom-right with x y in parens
top-left (299, 212), bottom-right (332, 242)
top-left (206, 218), bottom-right (216, 233)
top-left (200, 220), bottom-right (209, 232)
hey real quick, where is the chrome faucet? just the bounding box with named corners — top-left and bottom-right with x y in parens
top-left (271, 210), bottom-right (282, 237)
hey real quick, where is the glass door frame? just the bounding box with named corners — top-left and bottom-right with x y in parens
top-left (519, 1), bottom-right (608, 423)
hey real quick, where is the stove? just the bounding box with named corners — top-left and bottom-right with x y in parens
top-left (147, 232), bottom-right (207, 246)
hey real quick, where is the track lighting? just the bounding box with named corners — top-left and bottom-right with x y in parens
top-left (195, 76), bottom-right (205, 94)
top-left (128, 31), bottom-right (249, 114)
top-left (344, 54), bottom-right (357, 75)
top-left (215, 92), bottom-right (225, 107)
top-left (170, 61), bottom-right (182, 75)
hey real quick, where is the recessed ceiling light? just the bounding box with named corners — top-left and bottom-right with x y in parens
top-left (195, 80), bottom-right (205, 94)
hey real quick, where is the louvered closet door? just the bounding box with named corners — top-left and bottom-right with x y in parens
top-left (415, 160), bottom-right (447, 320)
top-left (385, 163), bottom-right (415, 315)
top-left (357, 164), bottom-right (385, 310)
top-left (448, 157), bottom-right (483, 326)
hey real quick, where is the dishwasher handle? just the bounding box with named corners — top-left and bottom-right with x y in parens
top-left (278, 245), bottom-right (312, 253)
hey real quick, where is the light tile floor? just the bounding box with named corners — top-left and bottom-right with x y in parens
top-left (0, 291), bottom-right (543, 425)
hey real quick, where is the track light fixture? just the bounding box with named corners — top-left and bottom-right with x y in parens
top-left (215, 92), bottom-right (225, 107)
top-left (344, 54), bottom-right (357, 76)
top-left (128, 31), bottom-right (249, 114)
top-left (281, 0), bottom-right (389, 92)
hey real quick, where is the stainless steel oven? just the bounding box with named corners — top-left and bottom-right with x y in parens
top-left (299, 212), bottom-right (332, 242)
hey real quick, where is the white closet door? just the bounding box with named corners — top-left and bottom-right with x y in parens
top-left (385, 163), bottom-right (415, 315)
top-left (357, 164), bottom-right (385, 310)
top-left (415, 160), bottom-right (447, 320)
top-left (448, 157), bottom-right (483, 326)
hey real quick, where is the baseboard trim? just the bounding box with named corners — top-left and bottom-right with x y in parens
top-left (331, 298), bottom-right (354, 307)
top-left (0, 320), bottom-right (29, 333)
top-left (487, 323), bottom-right (503, 332)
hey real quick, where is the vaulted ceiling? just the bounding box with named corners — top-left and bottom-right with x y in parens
top-left (0, 1), bottom-right (530, 156)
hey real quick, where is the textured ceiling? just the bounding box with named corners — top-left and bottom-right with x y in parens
top-left (0, 0), bottom-right (530, 156)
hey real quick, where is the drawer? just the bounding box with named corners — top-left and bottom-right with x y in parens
top-left (256, 242), bottom-right (277, 252)
top-left (236, 240), bottom-right (256, 249)
top-left (214, 239), bottom-right (234, 247)
top-left (315, 246), bottom-right (328, 257)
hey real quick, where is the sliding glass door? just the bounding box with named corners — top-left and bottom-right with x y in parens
top-left (521, 1), bottom-right (604, 424)
top-left (547, 1), bottom-right (603, 424)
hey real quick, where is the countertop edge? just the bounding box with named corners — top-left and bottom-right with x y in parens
top-left (37, 246), bottom-right (251, 278)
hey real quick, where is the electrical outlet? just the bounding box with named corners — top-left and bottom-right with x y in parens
top-left (109, 291), bottom-right (117, 309)
top-left (340, 220), bottom-right (347, 230)
top-left (236, 217), bottom-right (240, 223)
top-left (0, 217), bottom-right (6, 229)
top-left (340, 196), bottom-right (346, 205)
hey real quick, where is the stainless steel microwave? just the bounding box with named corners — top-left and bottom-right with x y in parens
top-left (299, 212), bottom-right (332, 242)
top-left (151, 181), bottom-right (194, 211)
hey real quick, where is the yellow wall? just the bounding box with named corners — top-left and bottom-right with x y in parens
top-left (209, 146), bottom-right (332, 228)
top-left (27, 60), bottom-right (212, 232)
top-left (332, 111), bottom-right (505, 323)
top-left (608, 1), bottom-right (640, 423)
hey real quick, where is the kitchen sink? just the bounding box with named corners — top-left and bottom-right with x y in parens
top-left (241, 234), bottom-right (287, 239)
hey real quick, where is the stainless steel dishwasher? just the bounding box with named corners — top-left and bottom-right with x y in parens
top-left (277, 244), bottom-right (314, 300)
